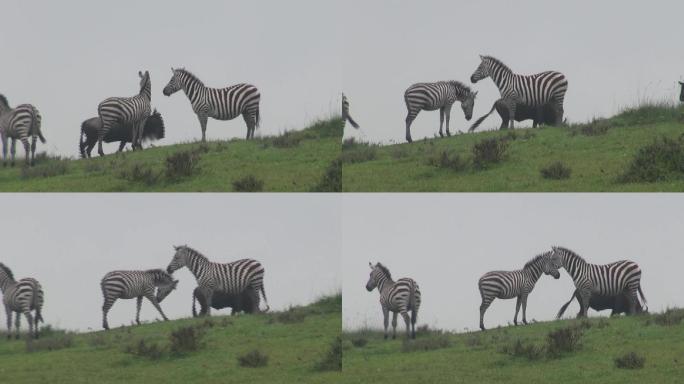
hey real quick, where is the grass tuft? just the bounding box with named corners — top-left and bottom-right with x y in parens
top-left (237, 349), bottom-right (269, 368)
top-left (540, 161), bottom-right (572, 180)
top-left (427, 149), bottom-right (468, 172)
top-left (165, 149), bottom-right (202, 181)
top-left (232, 175), bottom-right (265, 192)
top-left (614, 351), bottom-right (646, 369)
top-left (472, 137), bottom-right (509, 169)
top-left (618, 136), bottom-right (684, 183)
top-left (401, 335), bottom-right (451, 353)
top-left (169, 326), bottom-right (205, 356)
top-left (124, 339), bottom-right (165, 360)
top-left (310, 159), bottom-right (341, 192)
top-left (314, 337), bottom-right (342, 371)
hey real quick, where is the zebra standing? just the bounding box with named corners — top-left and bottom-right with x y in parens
top-left (0, 263), bottom-right (44, 339)
top-left (166, 245), bottom-right (269, 316)
top-left (342, 93), bottom-right (359, 129)
top-left (469, 55), bottom-right (568, 130)
top-left (97, 71), bottom-right (151, 156)
top-left (478, 252), bottom-right (560, 331)
top-left (549, 246), bottom-right (647, 317)
top-left (100, 269), bottom-right (178, 330)
top-left (162, 68), bottom-right (261, 141)
top-left (366, 262), bottom-right (421, 339)
top-left (404, 81), bottom-right (477, 143)
top-left (0, 95), bottom-right (45, 167)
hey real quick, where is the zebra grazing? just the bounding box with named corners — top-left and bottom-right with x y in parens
top-left (100, 269), bottom-right (178, 330)
top-left (342, 93), bottom-right (359, 129)
top-left (404, 81), bottom-right (477, 143)
top-left (679, 81), bottom-right (684, 102)
top-left (0, 95), bottom-right (45, 167)
top-left (192, 287), bottom-right (258, 317)
top-left (470, 100), bottom-right (557, 132)
top-left (80, 109), bottom-right (165, 158)
top-left (166, 245), bottom-right (269, 316)
top-left (556, 289), bottom-right (645, 319)
top-left (162, 68), bottom-right (261, 141)
top-left (0, 263), bottom-right (44, 339)
top-left (478, 252), bottom-right (560, 331)
top-left (470, 55), bottom-right (568, 130)
top-left (549, 246), bottom-right (647, 318)
top-left (97, 71), bottom-right (151, 156)
top-left (366, 262), bottom-right (421, 339)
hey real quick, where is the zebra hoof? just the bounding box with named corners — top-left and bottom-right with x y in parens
top-left (406, 137), bottom-right (413, 144)
top-left (439, 132), bottom-right (444, 138)
top-left (383, 334), bottom-right (388, 340)
top-left (446, 132), bottom-right (451, 137)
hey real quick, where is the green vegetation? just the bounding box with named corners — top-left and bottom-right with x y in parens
top-left (0, 294), bottom-right (341, 383)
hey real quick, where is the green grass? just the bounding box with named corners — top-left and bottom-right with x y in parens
top-left (342, 309), bottom-right (684, 384)
top-left (0, 294), bottom-right (341, 383)
top-left (0, 117), bottom-right (342, 192)
top-left (343, 104), bottom-right (684, 191)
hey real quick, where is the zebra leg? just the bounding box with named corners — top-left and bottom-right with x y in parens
top-left (102, 298), bottom-right (115, 330)
top-left (438, 107), bottom-right (445, 138)
top-left (146, 293), bottom-right (169, 321)
top-left (14, 310), bottom-right (20, 339)
top-left (400, 312), bottom-right (412, 339)
top-left (197, 114), bottom-right (208, 142)
top-left (405, 112), bottom-right (417, 143)
top-left (444, 107), bottom-right (452, 137)
top-left (117, 141), bottom-right (126, 153)
top-left (479, 298), bottom-right (491, 331)
top-left (5, 306), bottom-right (12, 339)
top-left (21, 138), bottom-right (30, 167)
top-left (521, 294), bottom-right (529, 325)
top-left (391, 312), bottom-right (398, 339)
top-left (24, 311), bottom-right (34, 340)
top-left (514, 296), bottom-right (522, 325)
top-left (1, 134), bottom-right (7, 167)
top-left (627, 289), bottom-right (639, 315)
top-left (97, 136), bottom-right (105, 157)
top-left (242, 113), bottom-right (255, 140)
top-left (10, 138), bottom-right (16, 167)
top-left (577, 291), bottom-right (590, 318)
top-left (135, 296), bottom-right (143, 325)
top-left (382, 307), bottom-right (389, 339)
top-left (31, 136), bottom-right (37, 166)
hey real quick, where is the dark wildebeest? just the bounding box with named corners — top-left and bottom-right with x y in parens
top-left (679, 81), bottom-right (684, 102)
top-left (79, 109), bottom-right (165, 158)
top-left (470, 100), bottom-right (557, 132)
top-left (192, 287), bottom-right (259, 317)
top-left (556, 289), bottom-right (646, 319)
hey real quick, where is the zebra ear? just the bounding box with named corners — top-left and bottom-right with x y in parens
top-left (479, 54), bottom-right (484, 60)
top-left (139, 71), bottom-right (143, 78)
top-left (173, 245), bottom-right (179, 250)
top-left (369, 262), bottom-right (373, 269)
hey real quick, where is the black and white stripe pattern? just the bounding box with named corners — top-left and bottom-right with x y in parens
top-left (342, 93), bottom-right (359, 129)
top-left (97, 71), bottom-right (152, 156)
top-left (0, 263), bottom-right (44, 339)
top-left (404, 81), bottom-right (477, 143)
top-left (100, 269), bottom-right (178, 330)
top-left (470, 55), bottom-right (568, 130)
top-left (549, 246), bottom-right (647, 317)
top-left (163, 68), bottom-right (261, 141)
top-left (366, 262), bottom-right (421, 339)
top-left (0, 95), bottom-right (45, 167)
top-left (166, 245), bottom-right (269, 316)
top-left (478, 252), bottom-right (560, 331)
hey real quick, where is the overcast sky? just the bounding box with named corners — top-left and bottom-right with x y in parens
top-left (343, 194), bottom-right (684, 332)
top-left (342, 0), bottom-right (684, 143)
top-left (1, 1), bottom-right (341, 157)
top-left (0, 195), bottom-right (341, 332)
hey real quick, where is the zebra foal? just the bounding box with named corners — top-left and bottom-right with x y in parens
top-left (0, 95), bottom-right (45, 167)
top-left (366, 262), bottom-right (421, 339)
top-left (0, 263), bottom-right (44, 339)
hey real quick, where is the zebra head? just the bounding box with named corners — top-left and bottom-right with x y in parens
top-left (461, 91), bottom-right (477, 121)
top-left (167, 245), bottom-right (190, 273)
top-left (548, 246), bottom-right (567, 271)
top-left (679, 81), bottom-right (684, 102)
top-left (540, 252), bottom-right (561, 279)
top-left (163, 68), bottom-right (182, 97)
top-left (156, 279), bottom-right (179, 303)
top-left (470, 55), bottom-right (494, 84)
top-left (366, 262), bottom-right (391, 291)
top-left (138, 70), bottom-right (151, 97)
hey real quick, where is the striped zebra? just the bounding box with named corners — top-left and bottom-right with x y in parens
top-left (469, 55), bottom-right (568, 131)
top-left (166, 245), bottom-right (269, 316)
top-left (100, 269), bottom-right (178, 330)
top-left (0, 95), bottom-right (45, 167)
top-left (366, 262), bottom-right (421, 339)
top-left (0, 263), bottom-right (44, 339)
top-left (404, 81), bottom-right (477, 143)
top-left (549, 246), bottom-right (647, 317)
top-left (478, 252), bottom-right (560, 331)
top-left (162, 68), bottom-right (261, 141)
top-left (342, 93), bottom-right (359, 129)
top-left (97, 71), bottom-right (151, 156)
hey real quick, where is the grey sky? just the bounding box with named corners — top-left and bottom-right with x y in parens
top-left (342, 0), bottom-right (684, 143)
top-left (342, 194), bottom-right (684, 332)
top-left (0, 195), bottom-right (341, 332)
top-left (1, 1), bottom-right (341, 157)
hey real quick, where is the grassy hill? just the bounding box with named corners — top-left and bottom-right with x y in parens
top-left (342, 104), bottom-right (684, 191)
top-left (342, 308), bottom-right (684, 384)
top-left (0, 294), bottom-right (341, 384)
top-left (0, 117), bottom-right (342, 192)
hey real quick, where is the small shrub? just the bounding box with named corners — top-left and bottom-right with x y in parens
top-left (652, 308), bottom-right (684, 326)
top-left (270, 130), bottom-right (303, 148)
top-left (427, 149), bottom-right (468, 172)
top-left (118, 163), bottom-right (160, 185)
top-left (339, 144), bottom-right (378, 164)
top-left (310, 158), bottom-right (341, 192)
top-left (540, 161), bottom-right (572, 180)
top-left (237, 349), bottom-right (269, 368)
top-left (165, 149), bottom-right (202, 180)
top-left (314, 337), bottom-right (342, 371)
top-left (232, 175), bottom-right (264, 192)
top-left (500, 339), bottom-right (544, 361)
top-left (401, 335), bottom-right (451, 353)
top-left (615, 352), bottom-right (645, 369)
top-left (618, 136), bottom-right (684, 183)
top-left (570, 118), bottom-right (611, 136)
top-left (20, 159), bottom-right (69, 179)
top-left (26, 333), bottom-right (75, 353)
top-left (350, 336), bottom-right (368, 348)
top-left (472, 137), bottom-right (509, 169)
top-left (546, 325), bottom-right (583, 358)
top-left (169, 326), bottom-right (205, 355)
top-left (125, 339), bottom-right (164, 360)
top-left (273, 306), bottom-right (308, 324)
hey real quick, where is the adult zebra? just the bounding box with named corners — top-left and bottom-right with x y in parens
top-left (0, 263), bottom-right (44, 339)
top-left (100, 269), bottom-right (178, 330)
top-left (342, 93), bottom-right (359, 129)
top-left (469, 55), bottom-right (568, 130)
top-left (404, 81), bottom-right (477, 143)
top-left (0, 95), bottom-right (45, 167)
top-left (478, 252), bottom-right (560, 331)
top-left (366, 262), bottom-right (421, 339)
top-left (162, 68), bottom-right (261, 141)
top-left (166, 245), bottom-right (269, 316)
top-left (549, 247), bottom-right (647, 317)
top-left (97, 71), bottom-right (151, 156)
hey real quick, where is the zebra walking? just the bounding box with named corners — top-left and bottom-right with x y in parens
top-left (342, 93), bottom-right (359, 129)
top-left (478, 252), bottom-right (560, 331)
top-left (0, 95), bottom-right (45, 167)
top-left (0, 263), bottom-right (44, 339)
top-left (166, 245), bottom-right (269, 316)
top-left (469, 55), bottom-right (568, 131)
top-left (97, 71), bottom-right (151, 156)
top-left (366, 262), bottom-right (421, 339)
top-left (162, 68), bottom-right (261, 141)
top-left (404, 81), bottom-right (477, 143)
top-left (100, 269), bottom-right (178, 330)
top-left (549, 246), bottom-right (647, 317)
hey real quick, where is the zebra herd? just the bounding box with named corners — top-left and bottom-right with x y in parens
top-left (366, 246), bottom-right (648, 339)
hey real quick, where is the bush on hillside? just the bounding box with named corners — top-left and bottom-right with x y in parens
top-left (618, 136), bottom-right (684, 183)
top-left (540, 161), bottom-right (572, 180)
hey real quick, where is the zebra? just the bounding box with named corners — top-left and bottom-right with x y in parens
top-left (478, 252), bottom-right (560, 331)
top-left (365, 262), bottom-right (421, 339)
top-left (469, 55), bottom-right (568, 130)
top-left (342, 93), bottom-right (359, 129)
top-left (404, 81), bottom-right (477, 143)
top-left (97, 70), bottom-right (151, 156)
top-left (549, 246), bottom-right (647, 318)
top-left (162, 68), bottom-right (261, 141)
top-left (556, 289), bottom-right (645, 319)
top-left (100, 269), bottom-right (178, 330)
top-left (166, 245), bottom-right (269, 316)
top-left (679, 81), bottom-right (684, 102)
top-left (79, 109), bottom-right (165, 158)
top-left (0, 263), bottom-right (44, 339)
top-left (0, 95), bottom-right (45, 167)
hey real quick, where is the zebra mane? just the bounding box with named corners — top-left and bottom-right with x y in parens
top-left (145, 268), bottom-right (174, 282)
top-left (179, 245), bottom-right (209, 262)
top-left (374, 263), bottom-right (392, 280)
top-left (449, 81), bottom-right (474, 96)
top-left (553, 246), bottom-right (584, 262)
top-left (0, 263), bottom-right (14, 280)
top-left (176, 68), bottom-right (205, 87)
top-left (481, 55), bottom-right (512, 73)
top-left (0, 94), bottom-right (8, 109)
top-left (524, 253), bottom-right (548, 270)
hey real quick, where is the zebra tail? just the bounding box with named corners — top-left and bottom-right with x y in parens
top-left (260, 285), bottom-right (270, 312)
top-left (255, 108), bottom-right (260, 130)
top-left (32, 285), bottom-right (44, 324)
top-left (192, 293), bottom-right (198, 317)
top-left (468, 103), bottom-right (497, 132)
top-left (409, 282), bottom-right (417, 323)
top-left (31, 107), bottom-right (46, 143)
top-left (347, 115), bottom-right (360, 129)
top-left (556, 290), bottom-right (578, 319)
top-left (638, 286), bottom-right (648, 311)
